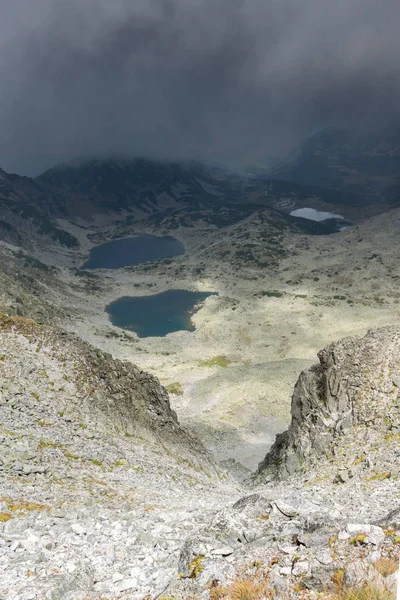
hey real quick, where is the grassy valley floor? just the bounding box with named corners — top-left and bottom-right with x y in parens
top-left (29, 212), bottom-right (400, 472)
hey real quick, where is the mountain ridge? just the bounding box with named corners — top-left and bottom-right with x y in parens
top-left (0, 127), bottom-right (400, 597)
top-left (269, 124), bottom-right (400, 209)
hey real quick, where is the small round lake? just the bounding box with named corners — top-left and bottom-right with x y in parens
top-left (82, 234), bottom-right (185, 269)
top-left (289, 207), bottom-right (352, 235)
top-left (105, 290), bottom-right (216, 338)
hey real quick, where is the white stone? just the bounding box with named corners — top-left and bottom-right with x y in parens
top-left (369, 550), bottom-right (381, 563)
top-left (130, 567), bottom-right (142, 578)
top-left (71, 523), bottom-right (86, 535)
top-left (65, 561), bottom-right (76, 574)
top-left (22, 534), bottom-right (40, 553)
top-left (366, 528), bottom-right (385, 547)
top-left (346, 523), bottom-right (372, 534)
top-left (317, 552), bottom-right (333, 566)
top-left (10, 540), bottom-right (21, 552)
top-left (115, 578), bottom-right (138, 592)
top-left (292, 561), bottom-right (309, 576)
top-left (346, 524), bottom-right (384, 546)
top-left (279, 545), bottom-right (298, 555)
top-left (211, 546), bottom-right (234, 556)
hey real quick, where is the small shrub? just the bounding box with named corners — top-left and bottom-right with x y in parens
top-left (332, 569), bottom-right (345, 588)
top-left (1, 498), bottom-right (50, 513)
top-left (329, 534), bottom-right (339, 547)
top-left (189, 555), bottom-right (205, 579)
top-left (210, 578), bottom-right (270, 600)
top-left (350, 534), bottom-right (368, 545)
top-left (165, 382), bottom-right (183, 396)
top-left (374, 558), bottom-right (398, 577)
top-left (330, 583), bottom-right (395, 600)
top-left (64, 452), bottom-right (80, 460)
top-left (0, 512), bottom-right (12, 522)
top-left (38, 440), bottom-right (62, 449)
top-left (199, 356), bottom-right (232, 368)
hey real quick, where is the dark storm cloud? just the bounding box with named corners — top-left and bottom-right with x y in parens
top-left (1, 0), bottom-right (400, 174)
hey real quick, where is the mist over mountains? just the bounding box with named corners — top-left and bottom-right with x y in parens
top-left (1, 3), bottom-right (400, 598)
top-left (1, 0), bottom-right (400, 174)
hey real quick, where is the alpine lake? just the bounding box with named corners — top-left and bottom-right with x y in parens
top-left (82, 234), bottom-right (215, 337)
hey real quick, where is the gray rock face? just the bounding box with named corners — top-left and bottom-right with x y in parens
top-left (1, 317), bottom-right (400, 600)
top-left (0, 316), bottom-right (232, 599)
top-left (258, 327), bottom-right (400, 479)
top-left (0, 315), bottom-right (209, 460)
top-left (51, 563), bottom-right (94, 600)
top-left (178, 494), bottom-right (272, 578)
top-left (343, 559), bottom-right (385, 590)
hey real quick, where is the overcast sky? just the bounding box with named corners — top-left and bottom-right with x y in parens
top-left (1, 0), bottom-right (400, 175)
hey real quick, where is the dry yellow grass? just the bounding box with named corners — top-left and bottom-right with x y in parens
top-left (326, 565), bottom-right (397, 600)
top-left (374, 558), bottom-right (398, 578)
top-left (210, 578), bottom-right (272, 600)
top-left (0, 512), bottom-right (12, 522)
top-left (209, 566), bottom-right (397, 600)
top-left (0, 497), bottom-right (50, 513)
top-left (327, 584), bottom-right (395, 600)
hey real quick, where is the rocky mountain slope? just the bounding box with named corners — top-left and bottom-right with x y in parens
top-left (3, 121), bottom-right (400, 252)
top-left (0, 168), bottom-right (78, 249)
top-left (270, 124), bottom-right (400, 210)
top-left (0, 157), bottom-right (356, 255)
top-left (258, 326), bottom-right (400, 480)
top-left (1, 318), bottom-right (399, 599)
top-left (1, 161), bottom-right (400, 477)
top-left (0, 146), bottom-right (399, 598)
top-left (37, 157), bottom-right (368, 224)
top-left (170, 327), bottom-right (400, 599)
top-left (0, 314), bottom-right (231, 599)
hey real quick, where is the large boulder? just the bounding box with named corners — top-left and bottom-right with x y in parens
top-left (258, 327), bottom-right (400, 479)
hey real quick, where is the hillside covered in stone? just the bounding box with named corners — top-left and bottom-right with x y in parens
top-left (259, 326), bottom-right (400, 481)
top-left (171, 327), bottom-right (400, 599)
top-left (0, 168), bottom-right (78, 249)
top-left (1, 317), bottom-right (399, 599)
top-left (0, 314), bottom-right (229, 599)
top-left (1, 156), bottom-right (400, 478)
top-left (0, 128), bottom-right (399, 598)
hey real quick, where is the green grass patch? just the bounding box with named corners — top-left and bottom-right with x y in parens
top-left (165, 382), bottom-right (184, 396)
top-left (366, 472), bottom-right (391, 481)
top-left (199, 355), bottom-right (232, 368)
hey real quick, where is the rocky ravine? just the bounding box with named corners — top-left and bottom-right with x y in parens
top-left (0, 315), bottom-right (399, 599)
top-left (1, 156), bottom-right (400, 475)
top-left (0, 315), bottom-right (233, 600)
top-left (258, 326), bottom-right (400, 480)
top-left (171, 326), bottom-right (400, 599)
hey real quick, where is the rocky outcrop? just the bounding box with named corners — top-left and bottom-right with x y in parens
top-left (169, 491), bottom-right (399, 599)
top-left (0, 314), bottom-right (208, 456)
top-left (258, 326), bottom-right (400, 479)
top-left (171, 326), bottom-right (400, 599)
top-left (0, 245), bottom-right (73, 324)
top-left (0, 316), bottom-right (231, 599)
top-left (0, 167), bottom-right (78, 249)
top-left (1, 317), bottom-right (399, 599)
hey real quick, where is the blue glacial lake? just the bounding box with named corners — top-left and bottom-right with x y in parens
top-left (105, 290), bottom-right (215, 338)
top-left (82, 234), bottom-right (185, 269)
